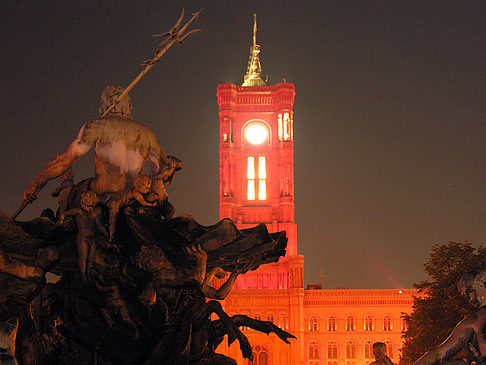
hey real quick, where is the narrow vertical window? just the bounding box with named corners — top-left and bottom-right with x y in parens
top-left (328, 341), bottom-right (338, 359)
top-left (346, 315), bottom-right (355, 331)
top-left (364, 341), bottom-right (374, 360)
top-left (385, 341), bottom-right (393, 358)
top-left (258, 156), bottom-right (266, 200)
top-left (309, 341), bottom-right (319, 362)
top-left (309, 315), bottom-right (318, 331)
top-left (364, 315), bottom-right (373, 331)
top-left (383, 315), bottom-right (392, 331)
top-left (283, 112), bottom-right (289, 140)
top-left (247, 181), bottom-right (255, 200)
top-left (290, 113), bottom-right (294, 140)
top-left (247, 156), bottom-right (255, 179)
top-left (247, 156), bottom-right (255, 200)
top-left (278, 113), bottom-right (283, 141)
top-left (258, 178), bottom-right (266, 200)
top-left (401, 317), bottom-right (408, 331)
top-left (279, 313), bottom-right (288, 330)
top-left (258, 156), bottom-right (266, 179)
top-left (346, 341), bottom-right (356, 358)
top-left (328, 316), bottom-right (336, 331)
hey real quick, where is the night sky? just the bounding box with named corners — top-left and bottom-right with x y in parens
top-left (1, 1), bottom-right (485, 289)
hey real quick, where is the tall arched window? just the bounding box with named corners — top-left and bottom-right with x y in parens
top-left (385, 341), bottom-right (393, 359)
top-left (383, 315), bottom-right (392, 331)
top-left (309, 341), bottom-right (320, 364)
top-left (266, 313), bottom-right (274, 323)
top-left (328, 316), bottom-right (337, 331)
top-left (246, 155), bottom-right (266, 200)
top-left (277, 112), bottom-right (293, 142)
top-left (364, 341), bottom-right (374, 360)
top-left (346, 315), bottom-right (355, 331)
top-left (346, 341), bottom-right (356, 359)
top-left (327, 341), bottom-right (338, 359)
top-left (309, 315), bottom-right (318, 331)
top-left (401, 316), bottom-right (408, 331)
top-left (364, 315), bottom-right (373, 331)
top-left (278, 313), bottom-right (288, 331)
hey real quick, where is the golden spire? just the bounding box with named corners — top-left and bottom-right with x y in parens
top-left (242, 13), bottom-right (268, 86)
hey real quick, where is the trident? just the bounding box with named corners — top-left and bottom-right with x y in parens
top-left (12, 9), bottom-right (201, 220)
top-left (101, 8), bottom-right (202, 117)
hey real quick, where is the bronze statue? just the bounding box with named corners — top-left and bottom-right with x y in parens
top-left (63, 190), bottom-right (106, 281)
top-left (414, 270), bottom-right (486, 365)
top-left (22, 85), bottom-right (172, 205)
top-left (371, 342), bottom-right (394, 365)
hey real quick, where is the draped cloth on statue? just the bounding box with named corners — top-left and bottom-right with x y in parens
top-left (122, 213), bottom-right (287, 273)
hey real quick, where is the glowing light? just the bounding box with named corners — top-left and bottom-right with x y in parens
top-left (247, 156), bottom-right (255, 179)
top-left (248, 180), bottom-right (255, 200)
top-left (258, 156), bottom-right (266, 179)
top-left (259, 179), bottom-right (266, 200)
top-left (283, 112), bottom-right (290, 141)
top-left (245, 123), bottom-right (267, 144)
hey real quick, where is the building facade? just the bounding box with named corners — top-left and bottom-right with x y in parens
top-left (216, 16), bottom-right (416, 365)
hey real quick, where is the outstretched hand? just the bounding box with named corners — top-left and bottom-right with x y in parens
top-left (264, 322), bottom-right (296, 344)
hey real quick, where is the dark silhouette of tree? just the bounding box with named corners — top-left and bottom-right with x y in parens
top-left (400, 242), bottom-right (486, 365)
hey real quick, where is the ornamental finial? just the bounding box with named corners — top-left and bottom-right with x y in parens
top-left (253, 13), bottom-right (257, 47)
top-left (242, 13), bottom-right (268, 86)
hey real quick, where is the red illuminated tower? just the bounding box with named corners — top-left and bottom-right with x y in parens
top-left (217, 14), bottom-right (305, 364)
top-left (217, 19), bottom-right (297, 258)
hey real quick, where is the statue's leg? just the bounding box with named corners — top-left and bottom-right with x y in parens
top-left (196, 300), bottom-right (252, 361)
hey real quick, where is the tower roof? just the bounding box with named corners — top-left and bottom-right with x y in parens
top-left (242, 14), bottom-right (268, 87)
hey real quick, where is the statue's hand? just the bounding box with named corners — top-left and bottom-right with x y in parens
top-left (213, 267), bottom-right (228, 279)
top-left (23, 183), bottom-right (39, 203)
top-left (267, 323), bottom-right (296, 344)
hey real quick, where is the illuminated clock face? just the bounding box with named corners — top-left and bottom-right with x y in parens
top-left (245, 123), bottom-right (267, 144)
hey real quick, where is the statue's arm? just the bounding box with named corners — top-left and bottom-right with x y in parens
top-left (93, 213), bottom-right (108, 238)
top-left (131, 192), bottom-right (157, 207)
top-left (202, 271), bottom-right (238, 300)
top-left (414, 316), bottom-right (475, 365)
top-left (24, 123), bottom-right (95, 202)
top-left (147, 133), bottom-right (170, 177)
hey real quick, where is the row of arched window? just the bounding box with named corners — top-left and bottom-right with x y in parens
top-left (307, 314), bottom-right (406, 332)
top-left (308, 340), bottom-right (394, 360)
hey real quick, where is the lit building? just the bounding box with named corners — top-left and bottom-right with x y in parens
top-left (215, 15), bottom-right (416, 365)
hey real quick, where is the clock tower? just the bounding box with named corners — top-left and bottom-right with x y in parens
top-left (216, 15), bottom-right (305, 365)
top-left (217, 19), bottom-right (297, 258)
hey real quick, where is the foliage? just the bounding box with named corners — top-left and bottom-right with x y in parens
top-left (400, 241), bottom-right (486, 365)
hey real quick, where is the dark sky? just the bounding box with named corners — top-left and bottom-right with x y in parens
top-left (1, 1), bottom-right (485, 289)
